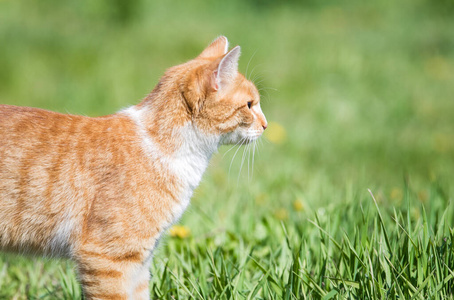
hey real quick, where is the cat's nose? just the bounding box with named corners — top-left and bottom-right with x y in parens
top-left (262, 123), bottom-right (268, 130)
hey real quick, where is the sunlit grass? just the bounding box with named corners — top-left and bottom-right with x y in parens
top-left (149, 183), bottom-right (453, 299)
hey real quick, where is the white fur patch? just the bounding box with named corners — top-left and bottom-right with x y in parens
top-left (122, 106), bottom-right (165, 161)
top-left (48, 213), bottom-right (76, 257)
top-left (167, 125), bottom-right (219, 220)
top-left (123, 106), bottom-right (220, 225)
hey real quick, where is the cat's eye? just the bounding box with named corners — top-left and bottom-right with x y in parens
top-left (247, 101), bottom-right (252, 109)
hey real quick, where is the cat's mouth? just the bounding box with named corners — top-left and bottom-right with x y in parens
top-left (246, 130), bottom-right (264, 141)
top-left (239, 132), bottom-right (263, 144)
top-left (219, 129), bottom-right (263, 145)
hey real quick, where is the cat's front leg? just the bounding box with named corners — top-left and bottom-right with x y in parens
top-left (74, 246), bottom-right (152, 300)
top-left (132, 265), bottom-right (152, 300)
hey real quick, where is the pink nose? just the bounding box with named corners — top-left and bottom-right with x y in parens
top-left (262, 124), bottom-right (268, 130)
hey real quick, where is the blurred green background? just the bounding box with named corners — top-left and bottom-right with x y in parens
top-left (1, 0), bottom-right (454, 297)
top-left (1, 0), bottom-right (453, 192)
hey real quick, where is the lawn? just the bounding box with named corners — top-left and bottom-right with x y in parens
top-left (0, 0), bottom-right (453, 299)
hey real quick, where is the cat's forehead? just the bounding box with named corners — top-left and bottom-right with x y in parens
top-left (235, 74), bottom-right (260, 101)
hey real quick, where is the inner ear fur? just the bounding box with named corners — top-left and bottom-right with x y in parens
top-left (212, 46), bottom-right (241, 92)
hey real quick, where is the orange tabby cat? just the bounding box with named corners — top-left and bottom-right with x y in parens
top-left (0, 36), bottom-right (267, 299)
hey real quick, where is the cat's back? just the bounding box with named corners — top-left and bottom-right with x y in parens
top-left (0, 104), bottom-right (134, 151)
top-left (0, 104), bottom-right (79, 145)
top-left (0, 104), bottom-right (142, 181)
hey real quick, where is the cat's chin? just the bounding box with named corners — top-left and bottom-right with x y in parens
top-left (220, 133), bottom-right (261, 145)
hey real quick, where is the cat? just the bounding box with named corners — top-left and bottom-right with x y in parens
top-left (0, 36), bottom-right (267, 299)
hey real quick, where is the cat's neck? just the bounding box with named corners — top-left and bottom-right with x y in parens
top-left (122, 103), bottom-right (219, 191)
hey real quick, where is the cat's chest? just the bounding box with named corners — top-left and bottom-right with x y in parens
top-left (139, 129), bottom-right (217, 224)
top-left (165, 153), bottom-right (210, 222)
top-left (123, 107), bottom-right (218, 225)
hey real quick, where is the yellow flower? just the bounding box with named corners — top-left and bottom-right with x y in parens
top-left (255, 193), bottom-right (267, 205)
top-left (169, 225), bottom-right (191, 239)
top-left (411, 207), bottom-right (421, 220)
top-left (433, 133), bottom-right (453, 154)
top-left (424, 55), bottom-right (451, 81)
top-left (265, 122), bottom-right (287, 145)
top-left (274, 208), bottom-right (289, 221)
top-left (418, 190), bottom-right (428, 203)
top-left (390, 188), bottom-right (403, 201)
top-left (293, 199), bottom-right (304, 212)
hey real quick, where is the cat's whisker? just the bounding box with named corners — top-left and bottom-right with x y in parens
top-left (258, 86), bottom-right (278, 91)
top-left (251, 140), bottom-right (256, 181)
top-left (251, 139), bottom-right (257, 179)
top-left (258, 87), bottom-right (277, 99)
top-left (243, 141), bottom-right (251, 180)
top-left (249, 63), bottom-right (263, 85)
top-left (253, 77), bottom-right (266, 87)
top-left (251, 69), bottom-right (262, 83)
top-left (223, 137), bottom-right (246, 158)
top-left (247, 138), bottom-right (253, 180)
top-left (258, 87), bottom-right (276, 103)
top-left (253, 74), bottom-right (265, 82)
top-left (245, 142), bottom-right (250, 182)
top-left (247, 139), bottom-right (253, 182)
top-left (245, 50), bottom-right (258, 80)
top-left (262, 135), bottom-right (271, 145)
top-left (229, 137), bottom-right (247, 177)
top-left (237, 137), bottom-right (250, 184)
top-left (252, 71), bottom-right (271, 87)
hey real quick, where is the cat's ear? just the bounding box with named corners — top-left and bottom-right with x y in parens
top-left (212, 46), bottom-right (241, 91)
top-left (198, 36), bottom-right (229, 59)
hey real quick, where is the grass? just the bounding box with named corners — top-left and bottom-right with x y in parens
top-left (149, 184), bottom-right (453, 299)
top-left (0, 0), bottom-right (453, 298)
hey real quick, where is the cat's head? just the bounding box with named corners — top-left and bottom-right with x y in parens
top-left (177, 36), bottom-right (267, 145)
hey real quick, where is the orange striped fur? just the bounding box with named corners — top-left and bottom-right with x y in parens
top-left (0, 36), bottom-right (267, 299)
